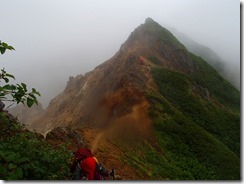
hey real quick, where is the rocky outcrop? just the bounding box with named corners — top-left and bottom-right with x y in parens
top-left (45, 126), bottom-right (84, 152)
top-left (192, 85), bottom-right (210, 100)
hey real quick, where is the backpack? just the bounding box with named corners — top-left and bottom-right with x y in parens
top-left (72, 148), bottom-right (111, 180)
top-left (94, 162), bottom-right (110, 180)
top-left (72, 161), bottom-right (88, 180)
top-left (71, 159), bottom-right (110, 180)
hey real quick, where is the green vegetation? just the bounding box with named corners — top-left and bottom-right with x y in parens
top-left (143, 18), bottom-right (185, 50)
top-left (151, 67), bottom-right (240, 156)
top-left (0, 112), bottom-right (72, 180)
top-left (124, 138), bottom-right (218, 180)
top-left (148, 56), bottom-right (161, 66)
top-left (123, 90), bottom-right (240, 179)
top-left (0, 41), bottom-right (15, 54)
top-left (121, 63), bottom-right (240, 180)
top-left (0, 41), bottom-right (71, 180)
top-left (189, 53), bottom-right (240, 112)
top-left (146, 66), bottom-right (239, 179)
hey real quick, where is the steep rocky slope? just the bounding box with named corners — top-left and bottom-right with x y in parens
top-left (28, 18), bottom-right (240, 180)
top-left (29, 18), bottom-right (195, 135)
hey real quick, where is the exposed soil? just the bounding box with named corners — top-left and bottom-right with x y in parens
top-left (77, 128), bottom-right (141, 180)
top-left (46, 97), bottom-right (152, 180)
top-left (75, 99), bottom-right (152, 180)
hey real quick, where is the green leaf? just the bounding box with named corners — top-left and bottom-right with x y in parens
top-left (1, 42), bottom-right (8, 48)
top-left (16, 86), bottom-right (25, 96)
top-left (21, 83), bottom-right (27, 92)
top-left (29, 93), bottom-right (36, 99)
top-left (3, 84), bottom-right (16, 91)
top-left (27, 98), bottom-right (34, 107)
top-left (32, 88), bottom-right (41, 96)
top-left (7, 45), bottom-right (15, 51)
top-left (33, 99), bottom-right (38, 105)
top-left (6, 73), bottom-right (15, 80)
top-left (3, 77), bottom-right (9, 83)
top-left (0, 47), bottom-right (6, 54)
top-left (0, 94), bottom-right (7, 98)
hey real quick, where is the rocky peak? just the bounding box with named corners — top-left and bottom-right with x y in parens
top-left (123, 17), bottom-right (184, 49)
top-left (120, 18), bottom-right (194, 74)
top-left (30, 19), bottom-right (199, 134)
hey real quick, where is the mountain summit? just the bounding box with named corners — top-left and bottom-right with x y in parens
top-left (30, 18), bottom-right (193, 134)
top-left (122, 17), bottom-right (194, 72)
top-left (28, 18), bottom-right (240, 180)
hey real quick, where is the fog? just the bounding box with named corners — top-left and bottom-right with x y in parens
top-left (0, 0), bottom-right (240, 108)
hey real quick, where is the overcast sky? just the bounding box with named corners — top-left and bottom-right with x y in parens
top-left (0, 0), bottom-right (240, 108)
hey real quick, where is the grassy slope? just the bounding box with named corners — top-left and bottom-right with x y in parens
top-left (0, 112), bottom-right (71, 180)
top-left (118, 20), bottom-right (240, 180)
top-left (143, 18), bottom-right (185, 50)
top-left (145, 65), bottom-right (240, 180)
top-left (122, 65), bottom-right (240, 180)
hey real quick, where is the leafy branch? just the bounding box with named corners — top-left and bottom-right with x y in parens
top-left (0, 41), bottom-right (15, 54)
top-left (0, 41), bottom-right (40, 107)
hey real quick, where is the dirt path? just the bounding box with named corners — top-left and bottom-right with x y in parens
top-left (76, 100), bottom-right (152, 180)
top-left (78, 128), bottom-right (142, 180)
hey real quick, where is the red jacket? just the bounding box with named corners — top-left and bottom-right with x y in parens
top-left (80, 157), bottom-right (96, 180)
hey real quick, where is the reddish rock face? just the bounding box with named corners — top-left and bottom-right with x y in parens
top-left (28, 19), bottom-right (197, 136)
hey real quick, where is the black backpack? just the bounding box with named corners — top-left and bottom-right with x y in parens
top-left (72, 160), bottom-right (113, 180)
top-left (72, 161), bottom-right (87, 180)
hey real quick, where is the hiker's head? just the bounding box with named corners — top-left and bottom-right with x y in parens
top-left (75, 148), bottom-right (93, 160)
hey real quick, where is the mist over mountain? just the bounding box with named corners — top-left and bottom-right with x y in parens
top-left (1, 0), bottom-right (239, 110)
top-left (22, 18), bottom-right (240, 180)
top-left (9, 103), bottom-right (44, 126)
top-left (169, 27), bottom-right (240, 90)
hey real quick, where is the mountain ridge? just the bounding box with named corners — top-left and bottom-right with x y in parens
top-left (25, 18), bottom-right (240, 180)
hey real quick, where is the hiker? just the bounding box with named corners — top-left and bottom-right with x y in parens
top-left (71, 148), bottom-right (112, 180)
top-left (139, 56), bottom-right (144, 65)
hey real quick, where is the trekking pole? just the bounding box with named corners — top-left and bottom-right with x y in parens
top-left (110, 169), bottom-right (115, 180)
